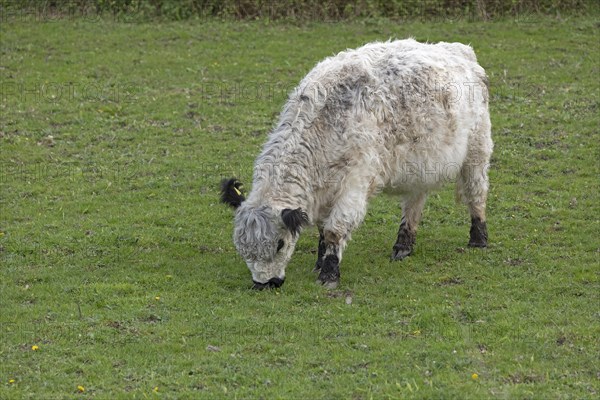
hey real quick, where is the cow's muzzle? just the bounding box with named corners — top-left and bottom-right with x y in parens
top-left (252, 277), bottom-right (285, 290)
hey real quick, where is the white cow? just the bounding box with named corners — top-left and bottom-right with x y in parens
top-left (221, 39), bottom-right (492, 289)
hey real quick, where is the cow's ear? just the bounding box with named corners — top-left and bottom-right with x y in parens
top-left (281, 208), bottom-right (308, 237)
top-left (220, 178), bottom-right (245, 209)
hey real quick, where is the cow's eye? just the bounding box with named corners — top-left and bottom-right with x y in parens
top-left (277, 239), bottom-right (285, 252)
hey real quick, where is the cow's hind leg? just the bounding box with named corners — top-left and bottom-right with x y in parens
top-left (457, 149), bottom-right (491, 248)
top-left (313, 227), bottom-right (326, 272)
top-left (392, 192), bottom-right (427, 260)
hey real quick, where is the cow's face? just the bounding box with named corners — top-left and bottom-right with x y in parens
top-left (235, 211), bottom-right (297, 289)
top-left (220, 179), bottom-right (308, 289)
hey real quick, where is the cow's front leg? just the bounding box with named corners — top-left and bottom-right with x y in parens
top-left (316, 230), bottom-right (344, 289)
top-left (317, 183), bottom-right (368, 288)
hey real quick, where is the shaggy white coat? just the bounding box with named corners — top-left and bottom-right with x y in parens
top-left (234, 39), bottom-right (492, 284)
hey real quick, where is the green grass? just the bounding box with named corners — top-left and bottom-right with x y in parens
top-left (1, 14), bottom-right (599, 399)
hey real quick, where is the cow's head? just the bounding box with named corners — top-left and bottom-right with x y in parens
top-left (220, 178), bottom-right (308, 289)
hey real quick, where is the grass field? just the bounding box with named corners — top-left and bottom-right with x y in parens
top-left (1, 12), bottom-right (599, 399)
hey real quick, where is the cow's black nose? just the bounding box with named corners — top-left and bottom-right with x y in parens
top-left (268, 277), bottom-right (285, 288)
top-left (252, 277), bottom-right (285, 290)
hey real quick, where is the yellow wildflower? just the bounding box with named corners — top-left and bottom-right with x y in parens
top-left (77, 385), bottom-right (85, 392)
top-left (31, 345), bottom-right (39, 351)
top-left (9, 379), bottom-right (15, 384)
top-left (471, 373), bottom-right (479, 380)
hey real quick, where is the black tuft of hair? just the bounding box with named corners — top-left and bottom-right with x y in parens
top-left (281, 208), bottom-right (308, 237)
top-left (220, 178), bottom-right (246, 208)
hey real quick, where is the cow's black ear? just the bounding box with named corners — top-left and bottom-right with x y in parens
top-left (281, 208), bottom-right (308, 237)
top-left (220, 178), bottom-right (245, 209)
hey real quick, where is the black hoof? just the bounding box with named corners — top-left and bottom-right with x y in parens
top-left (317, 274), bottom-right (339, 289)
top-left (391, 245), bottom-right (413, 261)
top-left (393, 226), bottom-right (416, 261)
top-left (469, 217), bottom-right (488, 248)
top-left (317, 254), bottom-right (340, 289)
top-left (468, 240), bottom-right (487, 248)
